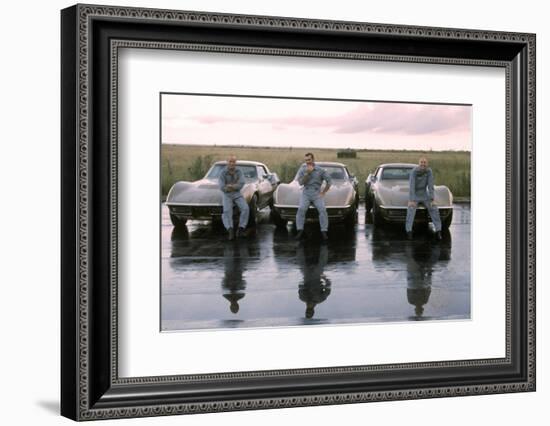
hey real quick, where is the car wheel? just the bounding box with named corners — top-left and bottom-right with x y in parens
top-left (247, 194), bottom-right (258, 228)
top-left (364, 209), bottom-right (373, 224)
top-left (372, 202), bottom-right (385, 226)
top-left (169, 213), bottom-right (187, 229)
top-left (365, 194), bottom-right (373, 213)
top-left (344, 211), bottom-right (357, 230)
top-left (270, 207), bottom-right (288, 228)
top-left (442, 209), bottom-right (453, 230)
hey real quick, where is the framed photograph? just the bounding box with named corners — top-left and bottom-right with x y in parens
top-left (61, 4), bottom-right (536, 421)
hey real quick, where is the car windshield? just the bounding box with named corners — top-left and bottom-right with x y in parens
top-left (206, 164), bottom-right (258, 180)
top-left (381, 167), bottom-right (413, 180)
top-left (294, 165), bottom-right (348, 181)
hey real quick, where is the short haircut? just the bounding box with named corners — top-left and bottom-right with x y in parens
top-left (305, 152), bottom-right (314, 159)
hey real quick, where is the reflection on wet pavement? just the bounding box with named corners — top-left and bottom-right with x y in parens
top-left (297, 244), bottom-right (331, 320)
top-left (162, 203), bottom-right (470, 331)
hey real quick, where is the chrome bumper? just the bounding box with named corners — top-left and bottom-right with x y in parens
top-left (167, 203), bottom-right (223, 220)
top-left (273, 204), bottom-right (353, 222)
top-left (379, 205), bottom-right (452, 222)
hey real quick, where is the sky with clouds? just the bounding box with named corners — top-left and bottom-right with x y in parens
top-left (162, 94), bottom-right (471, 151)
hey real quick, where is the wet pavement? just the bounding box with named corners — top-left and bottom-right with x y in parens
top-left (161, 203), bottom-right (471, 331)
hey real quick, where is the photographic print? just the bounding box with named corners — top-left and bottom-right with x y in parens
top-left (161, 93), bottom-right (472, 331)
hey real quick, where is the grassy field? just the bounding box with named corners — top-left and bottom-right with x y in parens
top-left (161, 144), bottom-right (471, 200)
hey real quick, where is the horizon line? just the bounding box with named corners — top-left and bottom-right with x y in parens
top-left (162, 142), bottom-right (472, 153)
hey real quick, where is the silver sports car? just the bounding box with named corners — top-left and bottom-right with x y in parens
top-left (166, 160), bottom-right (280, 228)
top-left (271, 162), bottom-right (359, 229)
top-left (364, 163), bottom-right (453, 229)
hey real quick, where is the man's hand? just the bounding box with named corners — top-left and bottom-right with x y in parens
top-left (320, 185), bottom-right (331, 198)
top-left (224, 185), bottom-right (235, 192)
top-left (408, 200), bottom-right (417, 208)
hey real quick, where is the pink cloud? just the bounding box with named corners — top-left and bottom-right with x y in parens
top-left (190, 102), bottom-right (470, 137)
top-left (332, 103), bottom-right (470, 135)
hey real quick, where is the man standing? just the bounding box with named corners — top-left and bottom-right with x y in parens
top-left (295, 153), bottom-right (332, 241)
top-left (406, 157), bottom-right (442, 240)
top-left (218, 155), bottom-right (249, 240)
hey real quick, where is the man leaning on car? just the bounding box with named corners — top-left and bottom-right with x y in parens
top-left (218, 155), bottom-right (249, 241)
top-left (406, 157), bottom-right (442, 240)
top-left (295, 152), bottom-right (332, 241)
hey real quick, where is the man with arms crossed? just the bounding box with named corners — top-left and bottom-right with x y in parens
top-left (295, 153), bottom-right (332, 241)
top-left (406, 157), bottom-right (442, 240)
top-left (218, 155), bottom-right (249, 241)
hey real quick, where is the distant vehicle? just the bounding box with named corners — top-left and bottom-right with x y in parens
top-left (166, 160), bottom-right (280, 228)
top-left (364, 163), bottom-right (453, 229)
top-left (271, 162), bottom-right (359, 229)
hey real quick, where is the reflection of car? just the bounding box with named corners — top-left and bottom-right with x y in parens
top-left (271, 162), bottom-right (359, 229)
top-left (365, 163), bottom-right (453, 229)
top-left (166, 160), bottom-right (280, 228)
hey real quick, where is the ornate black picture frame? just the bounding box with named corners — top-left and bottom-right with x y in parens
top-left (61, 3), bottom-right (535, 421)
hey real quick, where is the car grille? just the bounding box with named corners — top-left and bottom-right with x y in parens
top-left (384, 208), bottom-right (451, 220)
top-left (386, 209), bottom-right (408, 219)
top-left (169, 205), bottom-right (222, 216)
top-left (278, 207), bottom-right (348, 219)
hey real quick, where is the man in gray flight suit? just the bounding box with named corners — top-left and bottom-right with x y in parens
top-left (295, 153), bottom-right (332, 241)
top-left (406, 157), bottom-right (442, 240)
top-left (218, 155), bottom-right (249, 241)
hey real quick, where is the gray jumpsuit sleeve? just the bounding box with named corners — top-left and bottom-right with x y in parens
top-left (427, 169), bottom-right (435, 200)
top-left (409, 168), bottom-right (417, 201)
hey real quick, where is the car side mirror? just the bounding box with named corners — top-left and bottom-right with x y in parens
top-left (370, 175), bottom-right (377, 183)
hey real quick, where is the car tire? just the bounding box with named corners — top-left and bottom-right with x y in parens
top-left (372, 202), bottom-right (385, 226)
top-left (247, 194), bottom-right (258, 228)
top-left (270, 207), bottom-right (288, 228)
top-left (344, 205), bottom-right (358, 230)
top-left (365, 194), bottom-right (373, 213)
top-left (169, 213), bottom-right (187, 229)
top-left (442, 209), bottom-right (453, 230)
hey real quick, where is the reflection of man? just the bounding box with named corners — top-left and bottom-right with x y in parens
top-left (222, 244), bottom-right (247, 314)
top-left (406, 157), bottom-right (442, 240)
top-left (295, 153), bottom-right (332, 241)
top-left (297, 244), bottom-right (332, 319)
top-left (405, 242), bottom-right (440, 318)
top-left (218, 155), bottom-right (249, 241)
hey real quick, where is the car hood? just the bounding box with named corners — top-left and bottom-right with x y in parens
top-left (375, 180), bottom-right (451, 206)
top-left (374, 180), bottom-right (410, 205)
top-left (274, 181), bottom-right (354, 207)
top-left (167, 179), bottom-right (224, 204)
